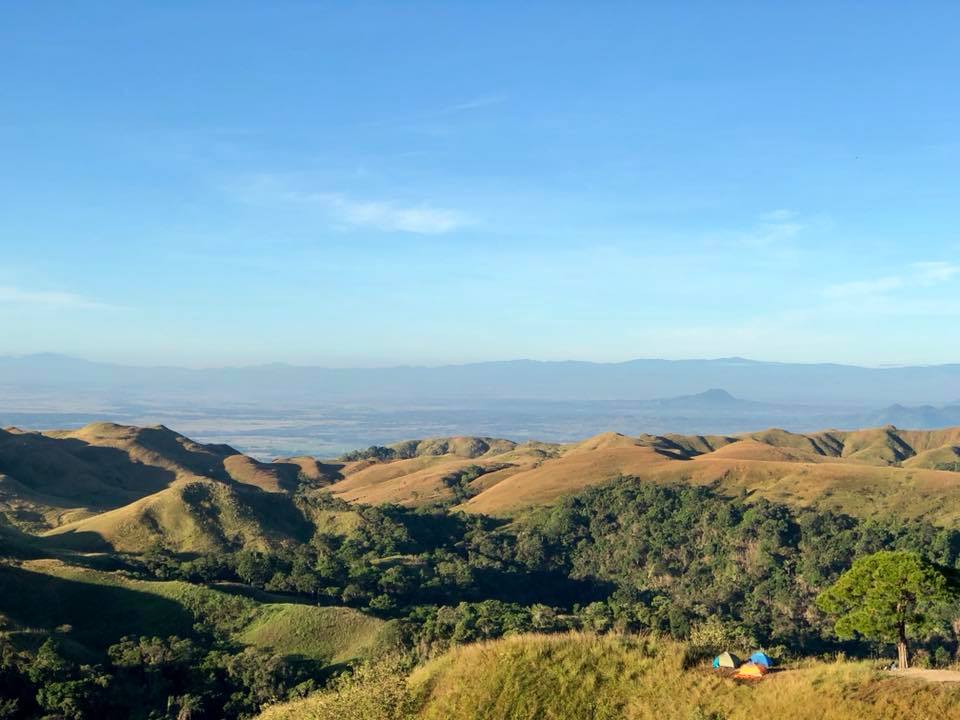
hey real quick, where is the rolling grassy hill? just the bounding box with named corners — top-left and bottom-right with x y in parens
top-left (5, 421), bottom-right (960, 555)
top-left (256, 632), bottom-right (960, 720)
top-left (0, 422), bottom-right (358, 553)
top-left (41, 478), bottom-right (313, 553)
top-left (329, 427), bottom-right (960, 524)
top-left (0, 558), bottom-right (391, 665)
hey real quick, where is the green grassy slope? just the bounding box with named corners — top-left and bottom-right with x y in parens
top-left (0, 559), bottom-right (389, 664)
top-left (237, 604), bottom-right (393, 663)
top-left (0, 561), bottom-right (202, 651)
top-left (257, 633), bottom-right (960, 720)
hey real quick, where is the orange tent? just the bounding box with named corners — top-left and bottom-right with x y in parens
top-left (733, 661), bottom-right (768, 680)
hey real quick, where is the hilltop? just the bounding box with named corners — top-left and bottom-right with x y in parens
top-left (257, 632), bottom-right (960, 720)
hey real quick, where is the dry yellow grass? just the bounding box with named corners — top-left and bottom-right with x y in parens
top-left (313, 426), bottom-right (960, 522)
top-left (7, 422), bottom-right (960, 548)
top-left (42, 477), bottom-right (310, 553)
top-left (703, 438), bottom-right (836, 463)
top-left (223, 454), bottom-right (298, 493)
top-left (452, 429), bottom-right (960, 522)
top-left (330, 444), bottom-right (557, 507)
top-left (275, 457), bottom-right (342, 486)
top-left (41, 481), bottom-right (216, 552)
top-left (640, 454), bottom-right (960, 525)
top-left (462, 444), bottom-right (674, 515)
top-left (257, 632), bottom-right (960, 720)
top-left (331, 455), bottom-right (478, 506)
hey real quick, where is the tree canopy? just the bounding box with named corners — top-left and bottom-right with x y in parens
top-left (816, 550), bottom-right (954, 668)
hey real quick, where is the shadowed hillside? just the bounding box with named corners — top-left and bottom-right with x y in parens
top-left (42, 478), bottom-right (314, 553)
top-left (0, 558), bottom-right (391, 663)
top-left (0, 422), bottom-right (336, 552)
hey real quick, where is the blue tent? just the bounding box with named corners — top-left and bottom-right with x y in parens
top-left (749, 651), bottom-right (774, 668)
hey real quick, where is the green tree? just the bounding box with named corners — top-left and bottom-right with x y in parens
top-left (816, 550), bottom-right (953, 669)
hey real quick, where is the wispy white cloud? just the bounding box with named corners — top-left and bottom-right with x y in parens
top-left (825, 261), bottom-right (959, 299)
top-left (443, 95), bottom-right (507, 113)
top-left (912, 260), bottom-right (960, 284)
top-left (825, 276), bottom-right (903, 298)
top-left (317, 193), bottom-right (467, 234)
top-left (746, 217), bottom-right (804, 248)
top-left (707, 209), bottom-right (805, 250)
top-left (0, 286), bottom-right (116, 310)
top-left (233, 175), bottom-right (470, 235)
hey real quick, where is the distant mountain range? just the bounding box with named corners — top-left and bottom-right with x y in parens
top-left (3, 354), bottom-right (960, 457)
top-left (637, 388), bottom-right (960, 431)
top-left (2, 353), bottom-right (960, 405)
top-left (866, 403), bottom-right (960, 428)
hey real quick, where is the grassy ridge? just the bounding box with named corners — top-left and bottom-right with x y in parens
top-left (0, 559), bottom-right (388, 665)
top-left (42, 479), bottom-right (314, 554)
top-left (257, 633), bottom-right (960, 720)
top-left (8, 422), bottom-right (960, 550)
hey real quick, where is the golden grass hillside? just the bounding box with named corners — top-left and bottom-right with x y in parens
top-left (256, 632), bottom-right (960, 720)
top-left (41, 477), bottom-right (312, 553)
top-left (0, 422), bottom-right (270, 530)
top-left (326, 427), bottom-right (960, 524)
top-left (0, 422), bottom-right (346, 551)
top-left (6, 422), bottom-right (960, 548)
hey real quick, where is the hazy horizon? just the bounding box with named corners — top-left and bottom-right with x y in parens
top-left (4, 351), bottom-right (960, 372)
top-left (4, 353), bottom-right (960, 459)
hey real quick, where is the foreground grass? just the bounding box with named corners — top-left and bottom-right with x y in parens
top-left (258, 632), bottom-right (960, 720)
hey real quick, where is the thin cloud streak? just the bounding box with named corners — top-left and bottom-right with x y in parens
top-left (0, 286), bottom-right (117, 310)
top-left (913, 261), bottom-right (960, 284)
top-left (825, 261), bottom-right (960, 299)
top-left (232, 175), bottom-right (470, 235)
top-left (703, 209), bottom-right (806, 251)
top-left (319, 193), bottom-right (468, 234)
top-left (442, 94), bottom-right (507, 113)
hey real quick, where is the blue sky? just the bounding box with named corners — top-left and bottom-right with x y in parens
top-left (2, 2), bottom-right (959, 367)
